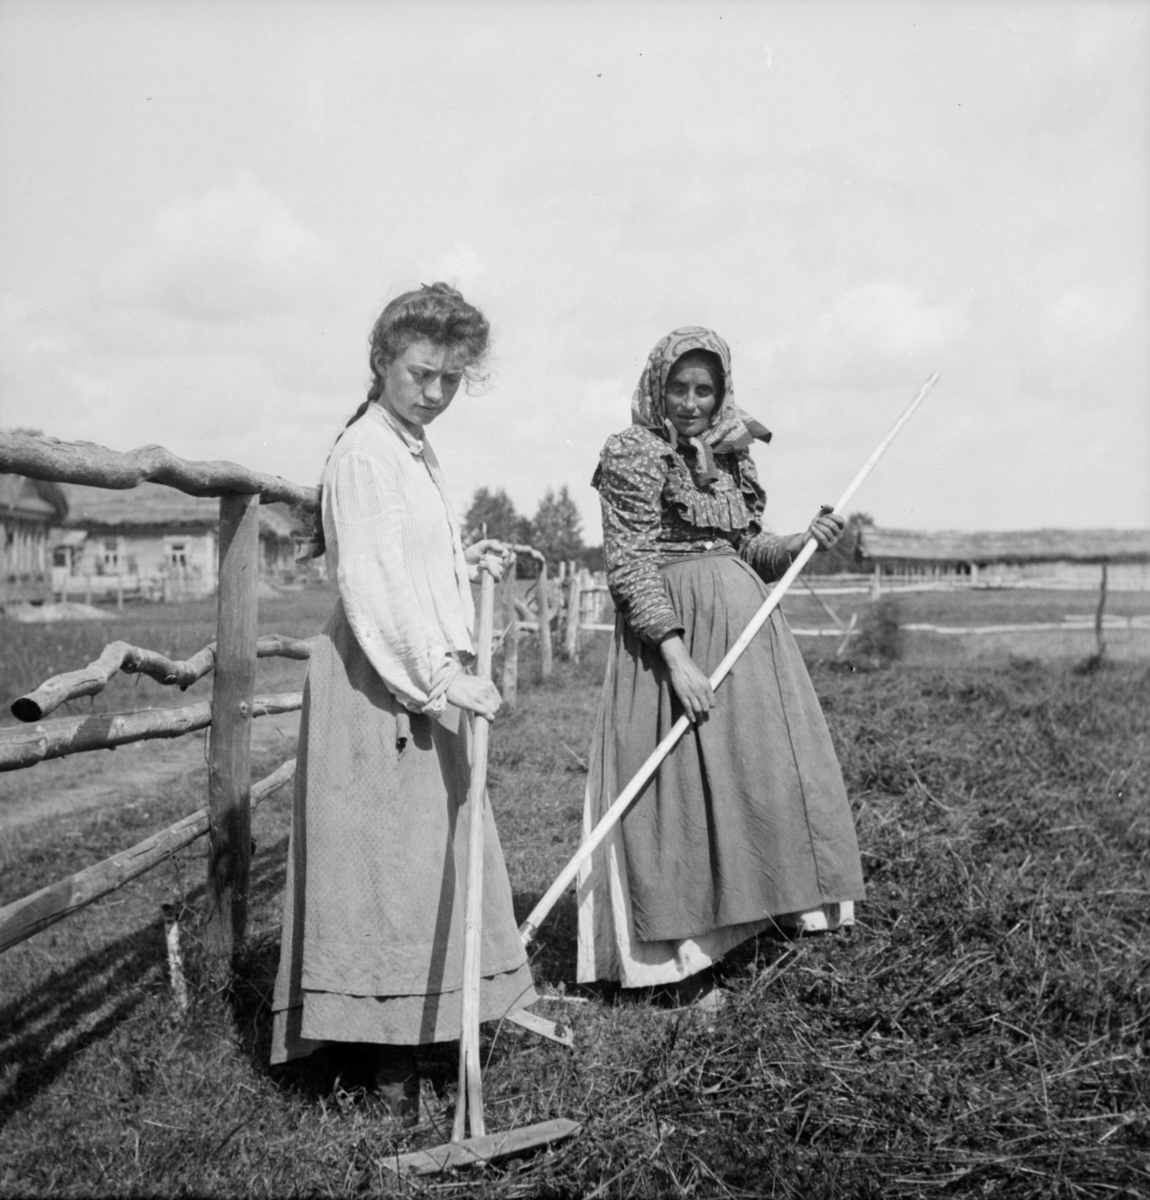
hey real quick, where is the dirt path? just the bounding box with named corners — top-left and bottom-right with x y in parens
top-left (0, 710), bottom-right (300, 830)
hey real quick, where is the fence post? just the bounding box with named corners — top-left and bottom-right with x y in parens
top-left (537, 560), bottom-right (553, 679)
top-left (204, 492), bottom-right (260, 958)
top-left (501, 555), bottom-right (519, 711)
top-left (1094, 561), bottom-right (1109, 661)
top-left (564, 569), bottom-right (582, 663)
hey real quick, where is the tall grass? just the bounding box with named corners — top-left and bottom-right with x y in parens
top-left (0, 586), bottom-right (336, 718)
top-left (0, 630), bottom-right (1146, 1197)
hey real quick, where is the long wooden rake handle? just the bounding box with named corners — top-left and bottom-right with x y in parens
top-left (519, 372), bottom-right (939, 946)
top-left (454, 571), bottom-right (497, 1142)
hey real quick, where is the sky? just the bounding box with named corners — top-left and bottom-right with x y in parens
top-left (1, 0), bottom-right (1147, 544)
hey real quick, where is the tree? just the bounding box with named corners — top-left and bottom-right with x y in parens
top-left (531, 485), bottom-right (584, 566)
top-left (581, 544), bottom-right (605, 573)
top-left (512, 513), bottom-right (536, 547)
top-left (462, 486), bottom-right (521, 545)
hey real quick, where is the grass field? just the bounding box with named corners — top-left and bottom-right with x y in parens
top-left (0, 586), bottom-right (332, 716)
top-left (1, 587), bottom-right (1148, 1197)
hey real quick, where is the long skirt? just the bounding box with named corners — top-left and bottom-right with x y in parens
top-left (577, 552), bottom-right (865, 988)
top-left (271, 602), bottom-right (535, 1063)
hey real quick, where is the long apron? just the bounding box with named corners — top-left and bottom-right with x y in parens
top-left (271, 602), bottom-right (534, 1061)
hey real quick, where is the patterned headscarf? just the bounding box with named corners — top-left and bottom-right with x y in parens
top-left (631, 327), bottom-right (772, 486)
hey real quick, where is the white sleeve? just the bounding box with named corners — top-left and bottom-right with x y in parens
top-left (328, 450), bottom-right (461, 713)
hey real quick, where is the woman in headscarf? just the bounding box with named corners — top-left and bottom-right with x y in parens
top-left (271, 283), bottom-right (535, 1122)
top-left (577, 327), bottom-right (865, 1000)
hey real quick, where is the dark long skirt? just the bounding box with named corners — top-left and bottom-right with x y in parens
top-left (577, 551), bottom-right (865, 986)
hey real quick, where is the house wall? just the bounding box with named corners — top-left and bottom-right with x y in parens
top-left (877, 560), bottom-right (972, 582)
top-left (2, 516), bottom-right (48, 576)
top-left (70, 528), bottom-right (218, 597)
top-left (54, 526), bottom-right (298, 600)
top-left (1, 515), bottom-right (52, 602)
top-left (262, 538), bottom-right (296, 578)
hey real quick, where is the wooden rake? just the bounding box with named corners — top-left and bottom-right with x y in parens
top-left (519, 373), bottom-right (940, 948)
top-left (390, 572), bottom-right (580, 1174)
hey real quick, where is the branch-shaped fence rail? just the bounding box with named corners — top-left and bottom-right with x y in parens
top-left (0, 759), bottom-right (298, 955)
top-left (0, 430), bottom-right (317, 507)
top-left (9, 634), bottom-right (314, 723)
top-left (0, 692), bottom-right (303, 770)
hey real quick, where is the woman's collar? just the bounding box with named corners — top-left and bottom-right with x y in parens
top-left (369, 401), bottom-right (425, 455)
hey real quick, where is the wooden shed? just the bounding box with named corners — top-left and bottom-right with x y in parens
top-left (1, 474), bottom-right (70, 604)
top-left (57, 482), bottom-right (298, 601)
top-left (856, 527), bottom-right (1150, 591)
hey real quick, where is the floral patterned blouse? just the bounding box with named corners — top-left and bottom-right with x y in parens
top-left (594, 425), bottom-right (795, 645)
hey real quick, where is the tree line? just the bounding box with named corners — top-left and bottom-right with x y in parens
top-left (462, 485), bottom-right (604, 574)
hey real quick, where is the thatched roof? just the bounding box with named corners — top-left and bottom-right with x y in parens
top-left (857, 527), bottom-right (1150, 566)
top-left (258, 504), bottom-right (296, 541)
top-left (65, 481), bottom-right (216, 529)
top-left (0, 474), bottom-right (69, 522)
top-left (63, 482), bottom-right (293, 541)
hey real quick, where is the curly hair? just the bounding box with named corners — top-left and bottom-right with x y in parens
top-left (366, 282), bottom-right (489, 400)
top-left (302, 283), bottom-right (491, 558)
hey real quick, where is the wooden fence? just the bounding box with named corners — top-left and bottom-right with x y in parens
top-left (504, 564), bottom-right (610, 674)
top-left (0, 431), bottom-right (317, 961)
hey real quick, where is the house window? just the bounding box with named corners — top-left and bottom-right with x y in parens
top-left (102, 538), bottom-right (120, 570)
top-left (167, 541), bottom-right (188, 570)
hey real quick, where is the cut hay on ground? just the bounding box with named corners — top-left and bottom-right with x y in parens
top-left (0, 632), bottom-right (1146, 1198)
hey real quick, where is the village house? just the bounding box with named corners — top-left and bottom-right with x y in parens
top-left (856, 527), bottom-right (1150, 591)
top-left (0, 474), bottom-right (70, 604)
top-left (52, 482), bottom-right (300, 602)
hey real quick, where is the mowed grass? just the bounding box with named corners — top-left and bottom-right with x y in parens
top-left (0, 592), bottom-right (1148, 1198)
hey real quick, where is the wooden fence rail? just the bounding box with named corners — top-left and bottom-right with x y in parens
top-left (0, 430), bottom-right (317, 507)
top-left (0, 758), bottom-right (297, 955)
top-left (0, 692), bottom-right (302, 771)
top-left (10, 634), bottom-right (314, 722)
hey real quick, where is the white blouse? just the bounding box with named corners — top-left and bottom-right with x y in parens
top-left (322, 403), bottom-right (475, 714)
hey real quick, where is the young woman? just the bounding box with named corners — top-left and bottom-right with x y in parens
top-left (577, 326), bottom-right (865, 999)
top-left (271, 284), bottom-right (535, 1121)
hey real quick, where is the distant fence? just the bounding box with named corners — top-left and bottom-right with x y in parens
top-left (507, 564), bottom-right (610, 674)
top-left (795, 572), bottom-right (1145, 596)
top-left (53, 571), bottom-right (212, 606)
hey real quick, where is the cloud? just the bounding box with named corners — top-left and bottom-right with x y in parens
top-left (106, 174), bottom-right (335, 321)
top-left (412, 243), bottom-right (489, 295)
top-left (766, 283), bottom-right (969, 389)
top-left (1050, 286), bottom-right (1140, 349)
